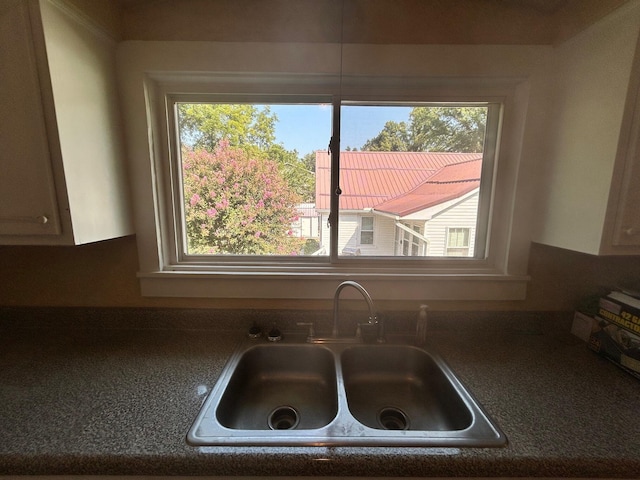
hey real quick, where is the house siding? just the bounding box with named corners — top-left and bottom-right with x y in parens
top-left (425, 192), bottom-right (479, 256)
top-left (320, 195), bottom-right (480, 257)
top-left (359, 215), bottom-right (396, 256)
top-left (319, 192), bottom-right (480, 257)
top-left (319, 212), bottom-right (398, 255)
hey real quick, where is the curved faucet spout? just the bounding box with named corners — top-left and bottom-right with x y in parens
top-left (333, 281), bottom-right (378, 339)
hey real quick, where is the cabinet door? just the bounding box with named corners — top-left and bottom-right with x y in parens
top-left (0, 0), bottom-right (61, 236)
top-left (612, 107), bottom-right (640, 246)
top-left (611, 34), bottom-right (640, 248)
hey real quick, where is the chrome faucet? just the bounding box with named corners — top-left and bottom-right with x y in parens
top-left (333, 281), bottom-right (384, 342)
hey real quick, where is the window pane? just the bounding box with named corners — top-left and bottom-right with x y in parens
top-left (337, 104), bottom-right (488, 258)
top-left (360, 231), bottom-right (374, 245)
top-left (448, 227), bottom-right (470, 247)
top-left (361, 216), bottom-right (374, 230)
top-left (176, 103), bottom-right (330, 256)
top-left (447, 227), bottom-right (471, 256)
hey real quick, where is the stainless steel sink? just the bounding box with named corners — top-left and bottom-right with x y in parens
top-left (187, 337), bottom-right (506, 447)
top-left (341, 345), bottom-right (473, 432)
top-left (216, 344), bottom-right (338, 430)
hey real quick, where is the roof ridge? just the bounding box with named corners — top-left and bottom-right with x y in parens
top-left (425, 157), bottom-right (482, 183)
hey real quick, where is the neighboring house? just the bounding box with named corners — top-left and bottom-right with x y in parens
top-left (291, 202), bottom-right (320, 239)
top-left (315, 151), bottom-right (483, 257)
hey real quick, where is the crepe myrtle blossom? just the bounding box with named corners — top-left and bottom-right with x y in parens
top-left (182, 141), bottom-right (305, 255)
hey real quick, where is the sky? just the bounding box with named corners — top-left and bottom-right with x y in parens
top-left (270, 105), bottom-right (411, 155)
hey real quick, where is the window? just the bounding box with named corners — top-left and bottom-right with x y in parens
top-left (359, 216), bottom-right (374, 245)
top-left (123, 50), bottom-right (531, 301)
top-left (174, 102), bottom-right (330, 257)
top-left (170, 99), bottom-right (496, 262)
top-left (398, 223), bottom-right (425, 257)
top-left (337, 103), bottom-right (490, 258)
top-left (447, 227), bottom-right (471, 256)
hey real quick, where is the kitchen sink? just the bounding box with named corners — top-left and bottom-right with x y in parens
top-left (216, 344), bottom-right (338, 430)
top-left (341, 345), bottom-right (473, 431)
top-left (187, 336), bottom-right (506, 447)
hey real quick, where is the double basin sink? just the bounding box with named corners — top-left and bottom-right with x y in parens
top-left (187, 336), bottom-right (506, 447)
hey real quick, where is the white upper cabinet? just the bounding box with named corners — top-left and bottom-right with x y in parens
top-left (533, 2), bottom-right (640, 256)
top-left (0, 0), bottom-right (132, 245)
top-left (607, 38), bottom-right (640, 251)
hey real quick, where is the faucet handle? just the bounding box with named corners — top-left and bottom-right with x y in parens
top-left (296, 322), bottom-right (316, 342)
top-left (355, 315), bottom-right (384, 343)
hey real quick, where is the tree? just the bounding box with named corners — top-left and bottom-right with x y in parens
top-left (409, 107), bottom-right (486, 153)
top-left (268, 144), bottom-right (315, 202)
top-left (362, 107), bottom-right (487, 153)
top-left (178, 104), bottom-right (276, 154)
top-left (362, 120), bottom-right (410, 151)
top-left (182, 142), bottom-right (305, 255)
top-left (301, 151), bottom-right (316, 174)
top-left (178, 103), bottom-right (315, 201)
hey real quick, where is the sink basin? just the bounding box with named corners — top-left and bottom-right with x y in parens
top-left (187, 337), bottom-right (506, 447)
top-left (341, 345), bottom-right (472, 431)
top-left (216, 345), bottom-right (338, 430)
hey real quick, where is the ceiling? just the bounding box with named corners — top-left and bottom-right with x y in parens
top-left (77, 0), bottom-right (635, 45)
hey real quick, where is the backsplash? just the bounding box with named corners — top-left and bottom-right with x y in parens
top-left (0, 306), bottom-right (573, 337)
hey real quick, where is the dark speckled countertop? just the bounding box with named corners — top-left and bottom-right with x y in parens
top-left (0, 307), bottom-right (639, 477)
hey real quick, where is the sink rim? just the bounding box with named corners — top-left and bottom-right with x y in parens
top-left (186, 336), bottom-right (507, 447)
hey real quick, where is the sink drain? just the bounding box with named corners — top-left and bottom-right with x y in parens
top-left (268, 406), bottom-right (300, 430)
top-left (378, 407), bottom-right (410, 430)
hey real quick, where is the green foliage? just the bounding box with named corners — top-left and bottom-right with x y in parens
top-left (182, 142), bottom-right (305, 255)
top-left (268, 144), bottom-right (315, 202)
top-left (301, 152), bottom-right (317, 173)
top-left (362, 107), bottom-right (487, 153)
top-left (178, 103), bottom-right (315, 202)
top-left (410, 107), bottom-right (486, 153)
top-left (178, 104), bottom-right (276, 153)
top-left (362, 121), bottom-right (410, 152)
top-left (303, 238), bottom-right (320, 255)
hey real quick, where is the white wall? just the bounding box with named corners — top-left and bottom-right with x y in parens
top-left (117, 38), bottom-right (548, 299)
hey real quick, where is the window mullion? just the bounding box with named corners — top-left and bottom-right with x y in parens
top-left (330, 98), bottom-right (341, 262)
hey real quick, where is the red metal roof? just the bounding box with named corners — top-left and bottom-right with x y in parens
top-left (315, 151), bottom-right (483, 216)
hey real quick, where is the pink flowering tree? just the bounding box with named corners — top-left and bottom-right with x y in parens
top-left (182, 142), bottom-right (305, 255)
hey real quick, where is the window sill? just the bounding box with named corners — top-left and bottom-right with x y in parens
top-left (138, 270), bottom-right (529, 300)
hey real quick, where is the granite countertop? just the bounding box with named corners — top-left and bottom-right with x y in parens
top-left (1, 308), bottom-right (639, 477)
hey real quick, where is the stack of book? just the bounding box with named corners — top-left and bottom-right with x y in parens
top-left (589, 290), bottom-right (640, 379)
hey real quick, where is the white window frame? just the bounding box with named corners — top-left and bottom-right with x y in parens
top-left (117, 43), bottom-right (533, 301)
top-left (446, 227), bottom-right (472, 257)
top-left (359, 216), bottom-right (375, 246)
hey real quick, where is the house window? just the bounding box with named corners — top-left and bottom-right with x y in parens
top-left (398, 223), bottom-right (424, 256)
top-left (359, 216), bottom-right (374, 245)
top-left (411, 225), bottom-right (422, 256)
top-left (127, 64), bottom-right (530, 301)
top-left (447, 227), bottom-right (471, 256)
